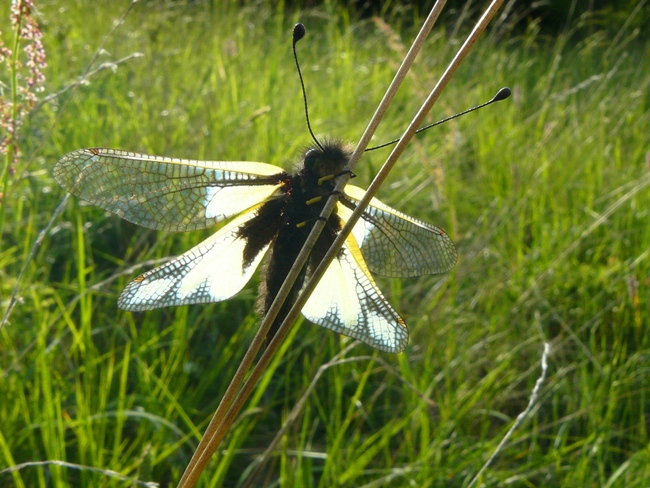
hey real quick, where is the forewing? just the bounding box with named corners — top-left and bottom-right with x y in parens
top-left (118, 209), bottom-right (268, 310)
top-left (340, 185), bottom-right (457, 278)
top-left (54, 148), bottom-right (286, 231)
top-left (301, 234), bottom-right (409, 353)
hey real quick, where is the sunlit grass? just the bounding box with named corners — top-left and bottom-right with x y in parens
top-left (1, 1), bottom-right (649, 487)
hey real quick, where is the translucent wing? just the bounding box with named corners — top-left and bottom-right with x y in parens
top-left (118, 209), bottom-right (268, 310)
top-left (54, 148), bottom-right (286, 232)
top-left (340, 185), bottom-right (457, 278)
top-left (301, 234), bottom-right (409, 353)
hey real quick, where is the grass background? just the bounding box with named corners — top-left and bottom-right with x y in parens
top-left (1, 0), bottom-right (649, 486)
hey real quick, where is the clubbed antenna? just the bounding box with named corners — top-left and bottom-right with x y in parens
top-left (293, 23), bottom-right (324, 151)
top-left (366, 87), bottom-right (512, 151)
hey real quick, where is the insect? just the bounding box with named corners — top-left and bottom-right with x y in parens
top-left (54, 25), bottom-right (458, 353)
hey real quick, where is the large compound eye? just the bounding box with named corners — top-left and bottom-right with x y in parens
top-left (304, 148), bottom-right (320, 170)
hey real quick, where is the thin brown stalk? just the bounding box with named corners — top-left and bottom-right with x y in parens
top-left (175, 3), bottom-right (447, 485)
top-left (177, 0), bottom-right (507, 485)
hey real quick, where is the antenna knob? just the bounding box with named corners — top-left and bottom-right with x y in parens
top-left (293, 23), bottom-right (306, 43)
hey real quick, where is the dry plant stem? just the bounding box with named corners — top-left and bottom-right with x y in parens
top-left (175, 3), bottom-right (448, 487)
top-left (230, 0), bottom-right (506, 477)
top-left (183, 0), bottom-right (505, 482)
top-left (179, 0), bottom-right (507, 483)
top-left (467, 343), bottom-right (551, 488)
top-left (213, 0), bottom-right (508, 463)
